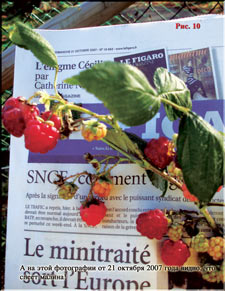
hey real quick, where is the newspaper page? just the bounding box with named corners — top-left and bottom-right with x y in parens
top-left (5, 15), bottom-right (224, 290)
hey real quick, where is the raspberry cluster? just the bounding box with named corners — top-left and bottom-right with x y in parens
top-left (191, 232), bottom-right (209, 253)
top-left (82, 119), bottom-right (107, 142)
top-left (2, 97), bottom-right (61, 154)
top-left (92, 177), bottom-right (113, 198)
top-left (2, 97), bottom-right (39, 137)
top-left (144, 137), bottom-right (175, 169)
top-left (207, 237), bottom-right (225, 261)
top-left (167, 223), bottom-right (183, 242)
top-left (80, 198), bottom-right (107, 226)
top-left (136, 209), bottom-right (168, 240)
top-left (161, 239), bottom-right (190, 266)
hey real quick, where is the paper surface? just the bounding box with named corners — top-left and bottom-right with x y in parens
top-left (5, 15), bottom-right (224, 290)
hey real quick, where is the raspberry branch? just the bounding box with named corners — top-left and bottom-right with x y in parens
top-left (199, 206), bottom-right (218, 231)
top-left (160, 95), bottom-right (191, 114)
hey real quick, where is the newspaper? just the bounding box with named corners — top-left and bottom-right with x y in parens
top-left (5, 15), bottom-right (224, 290)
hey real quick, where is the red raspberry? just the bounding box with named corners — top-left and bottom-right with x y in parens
top-left (92, 177), bottom-right (113, 198)
top-left (182, 184), bottom-right (199, 202)
top-left (2, 97), bottom-right (39, 137)
top-left (144, 137), bottom-right (175, 169)
top-left (41, 111), bottom-right (61, 130)
top-left (24, 119), bottom-right (59, 153)
top-left (136, 209), bottom-right (168, 240)
top-left (161, 239), bottom-right (190, 266)
top-left (80, 198), bottom-right (107, 226)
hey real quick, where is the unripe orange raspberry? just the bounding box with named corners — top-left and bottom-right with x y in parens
top-left (93, 178), bottom-right (113, 198)
top-left (207, 237), bottom-right (225, 261)
top-left (82, 119), bottom-right (107, 142)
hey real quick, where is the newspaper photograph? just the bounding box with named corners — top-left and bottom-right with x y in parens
top-left (169, 47), bottom-right (218, 101)
top-left (3, 14), bottom-right (225, 291)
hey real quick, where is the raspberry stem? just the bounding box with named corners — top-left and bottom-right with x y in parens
top-left (54, 67), bottom-right (59, 96)
top-left (161, 96), bottom-right (191, 114)
top-left (27, 95), bottom-right (36, 103)
top-left (62, 171), bottom-right (90, 183)
top-left (99, 158), bottom-right (125, 177)
top-left (199, 206), bottom-right (217, 230)
top-left (60, 103), bottom-right (109, 124)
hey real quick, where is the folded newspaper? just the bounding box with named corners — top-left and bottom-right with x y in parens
top-left (5, 15), bottom-right (224, 290)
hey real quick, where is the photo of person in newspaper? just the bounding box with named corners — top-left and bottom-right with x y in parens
top-left (183, 61), bottom-right (208, 100)
top-left (169, 48), bottom-right (218, 100)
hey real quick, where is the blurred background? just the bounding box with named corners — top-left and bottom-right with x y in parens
top-left (1, 1), bottom-right (224, 288)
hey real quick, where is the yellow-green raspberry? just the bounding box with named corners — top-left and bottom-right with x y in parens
top-left (167, 223), bottom-right (183, 242)
top-left (219, 260), bottom-right (225, 283)
top-left (167, 161), bottom-right (183, 181)
top-left (58, 182), bottom-right (78, 200)
top-left (208, 237), bottom-right (225, 261)
top-left (202, 265), bottom-right (220, 283)
top-left (191, 232), bottom-right (209, 253)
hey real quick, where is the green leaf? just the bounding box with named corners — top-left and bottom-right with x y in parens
top-left (104, 128), bottom-right (135, 154)
top-left (125, 131), bottom-right (147, 153)
top-left (64, 61), bottom-right (160, 126)
top-left (154, 68), bottom-right (192, 121)
top-left (9, 22), bottom-right (58, 68)
top-left (146, 170), bottom-right (168, 196)
top-left (177, 111), bottom-right (224, 203)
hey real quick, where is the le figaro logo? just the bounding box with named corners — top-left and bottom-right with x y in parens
top-left (118, 52), bottom-right (165, 65)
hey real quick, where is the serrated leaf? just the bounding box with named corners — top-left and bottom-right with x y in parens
top-left (146, 170), bottom-right (168, 196)
top-left (9, 22), bottom-right (58, 68)
top-left (177, 111), bottom-right (224, 203)
top-left (154, 68), bottom-right (192, 121)
top-left (64, 61), bottom-right (160, 126)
